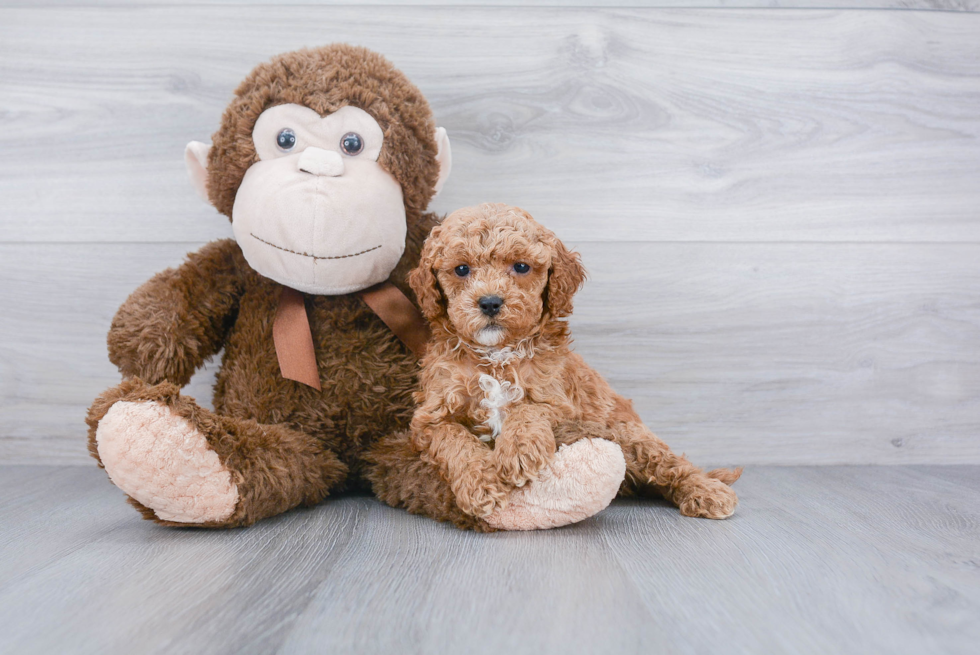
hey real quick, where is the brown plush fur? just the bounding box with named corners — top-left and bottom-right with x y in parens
top-left (87, 378), bottom-right (348, 527)
top-left (403, 204), bottom-right (742, 521)
top-left (366, 430), bottom-right (494, 532)
top-left (208, 44), bottom-right (440, 224)
top-left (88, 45), bottom-right (449, 528)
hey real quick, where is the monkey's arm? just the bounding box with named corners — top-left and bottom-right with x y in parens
top-left (107, 238), bottom-right (244, 386)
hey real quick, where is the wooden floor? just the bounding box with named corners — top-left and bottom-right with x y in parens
top-left (1, 465), bottom-right (977, 655)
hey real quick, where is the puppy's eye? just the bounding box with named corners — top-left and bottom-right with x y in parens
top-left (340, 132), bottom-right (364, 156)
top-left (276, 128), bottom-right (296, 151)
top-left (454, 264), bottom-right (470, 277)
top-left (513, 262), bottom-right (530, 274)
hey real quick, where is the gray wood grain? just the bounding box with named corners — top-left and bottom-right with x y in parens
top-left (1, 8), bottom-right (979, 243)
top-left (2, 4), bottom-right (978, 466)
top-left (3, 1), bottom-right (977, 9)
top-left (1, 465), bottom-right (978, 655)
top-left (0, 244), bottom-right (219, 465)
top-left (599, 466), bottom-right (980, 654)
top-left (2, 241), bottom-right (977, 465)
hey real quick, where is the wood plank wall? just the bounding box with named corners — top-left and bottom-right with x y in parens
top-left (1, 1), bottom-right (978, 465)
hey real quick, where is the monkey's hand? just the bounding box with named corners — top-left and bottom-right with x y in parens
top-left (108, 239), bottom-right (242, 386)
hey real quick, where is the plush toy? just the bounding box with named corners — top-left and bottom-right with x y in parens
top-left (85, 44), bottom-right (626, 530)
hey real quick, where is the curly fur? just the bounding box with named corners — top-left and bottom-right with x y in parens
top-left (407, 203), bottom-right (743, 520)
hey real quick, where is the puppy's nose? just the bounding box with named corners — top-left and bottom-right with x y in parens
top-left (478, 295), bottom-right (503, 317)
top-left (298, 147), bottom-right (344, 177)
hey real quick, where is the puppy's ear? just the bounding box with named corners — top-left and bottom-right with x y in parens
top-left (409, 227), bottom-right (446, 323)
top-left (544, 236), bottom-right (587, 318)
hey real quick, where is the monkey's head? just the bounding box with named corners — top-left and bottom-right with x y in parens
top-left (185, 45), bottom-right (451, 295)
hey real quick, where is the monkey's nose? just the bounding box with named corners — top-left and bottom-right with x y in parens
top-left (478, 295), bottom-right (504, 317)
top-left (298, 147), bottom-right (345, 177)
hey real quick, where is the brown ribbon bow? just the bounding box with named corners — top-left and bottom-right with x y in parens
top-left (273, 282), bottom-right (431, 390)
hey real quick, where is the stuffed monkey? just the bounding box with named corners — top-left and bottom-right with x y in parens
top-left (85, 45), bottom-right (626, 531)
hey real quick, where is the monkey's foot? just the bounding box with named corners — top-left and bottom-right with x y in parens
top-left (486, 438), bottom-right (626, 531)
top-left (95, 400), bottom-right (239, 524)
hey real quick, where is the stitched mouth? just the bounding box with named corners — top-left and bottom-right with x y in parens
top-left (250, 233), bottom-right (382, 261)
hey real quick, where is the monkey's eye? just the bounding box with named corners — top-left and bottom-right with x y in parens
top-left (340, 132), bottom-right (364, 156)
top-left (454, 264), bottom-right (470, 278)
top-left (276, 128), bottom-right (297, 152)
top-left (513, 262), bottom-right (531, 274)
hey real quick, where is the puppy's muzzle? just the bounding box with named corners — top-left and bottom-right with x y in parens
top-left (478, 295), bottom-right (503, 317)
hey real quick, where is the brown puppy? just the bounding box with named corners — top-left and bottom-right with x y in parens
top-left (408, 203), bottom-right (741, 520)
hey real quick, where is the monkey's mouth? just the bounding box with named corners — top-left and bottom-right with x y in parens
top-left (250, 233), bottom-right (382, 261)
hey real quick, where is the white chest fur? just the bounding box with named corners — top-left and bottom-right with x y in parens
top-left (477, 373), bottom-right (524, 442)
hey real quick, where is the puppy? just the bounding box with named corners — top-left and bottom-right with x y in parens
top-left (407, 203), bottom-right (741, 520)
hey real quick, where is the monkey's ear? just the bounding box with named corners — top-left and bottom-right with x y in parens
top-left (432, 127), bottom-right (452, 197)
top-left (184, 141), bottom-right (212, 203)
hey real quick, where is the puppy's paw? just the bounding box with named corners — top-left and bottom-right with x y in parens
top-left (677, 476), bottom-right (738, 520)
top-left (451, 471), bottom-right (510, 519)
top-left (492, 434), bottom-right (555, 488)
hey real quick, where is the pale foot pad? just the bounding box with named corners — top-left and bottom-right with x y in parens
top-left (96, 401), bottom-right (239, 523)
top-left (486, 438), bottom-right (626, 531)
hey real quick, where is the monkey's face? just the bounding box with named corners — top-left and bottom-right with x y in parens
top-left (231, 103), bottom-right (407, 295)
